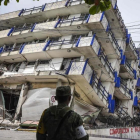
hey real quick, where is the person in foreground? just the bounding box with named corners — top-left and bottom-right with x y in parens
top-left (36, 86), bottom-right (89, 140)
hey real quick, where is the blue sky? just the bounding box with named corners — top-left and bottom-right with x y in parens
top-left (0, 0), bottom-right (140, 47)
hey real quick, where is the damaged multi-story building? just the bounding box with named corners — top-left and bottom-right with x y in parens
top-left (0, 0), bottom-right (140, 139)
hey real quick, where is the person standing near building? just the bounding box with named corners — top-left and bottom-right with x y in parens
top-left (36, 86), bottom-right (89, 140)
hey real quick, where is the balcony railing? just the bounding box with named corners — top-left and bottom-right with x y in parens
top-left (115, 77), bottom-right (132, 99)
top-left (108, 30), bottom-right (121, 53)
top-left (3, 44), bottom-right (23, 53)
top-left (120, 80), bottom-right (132, 98)
top-left (55, 14), bottom-right (90, 28)
top-left (14, 24), bottom-right (34, 33)
top-left (90, 72), bottom-right (109, 102)
top-left (2, 45), bottom-right (13, 53)
top-left (120, 83), bottom-right (130, 95)
top-left (116, 106), bottom-right (131, 119)
top-left (49, 39), bottom-right (75, 48)
top-left (126, 34), bottom-right (139, 58)
top-left (99, 50), bottom-right (115, 77)
top-left (121, 55), bottom-right (134, 77)
top-left (126, 60), bottom-right (133, 73)
top-left (19, 4), bottom-right (46, 16)
top-left (65, 0), bottom-right (84, 6)
top-left (114, 5), bottom-right (127, 36)
top-left (44, 34), bottom-right (93, 51)
top-left (7, 23), bottom-right (36, 36)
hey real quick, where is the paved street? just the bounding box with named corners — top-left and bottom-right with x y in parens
top-left (0, 130), bottom-right (35, 140)
top-left (0, 130), bottom-right (127, 140)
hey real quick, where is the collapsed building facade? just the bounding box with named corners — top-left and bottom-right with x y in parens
top-left (0, 0), bottom-right (140, 139)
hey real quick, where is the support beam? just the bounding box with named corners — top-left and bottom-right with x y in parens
top-left (14, 83), bottom-right (28, 122)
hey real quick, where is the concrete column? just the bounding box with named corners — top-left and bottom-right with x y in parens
top-left (14, 83), bottom-right (28, 122)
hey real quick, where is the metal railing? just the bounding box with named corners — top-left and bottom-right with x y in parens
top-left (2, 44), bottom-right (22, 53)
top-left (120, 80), bottom-right (131, 96)
top-left (13, 24), bottom-right (33, 33)
top-left (129, 38), bottom-right (136, 50)
top-left (22, 6), bottom-right (44, 13)
top-left (19, 4), bottom-right (46, 16)
top-left (99, 51), bottom-right (115, 75)
top-left (129, 38), bottom-right (138, 57)
top-left (58, 14), bottom-right (89, 26)
top-left (116, 106), bottom-right (131, 119)
top-left (125, 60), bottom-right (134, 74)
top-left (91, 72), bottom-right (109, 102)
top-left (2, 46), bottom-right (12, 52)
top-left (49, 39), bottom-right (76, 47)
top-left (108, 30), bottom-right (120, 52)
top-left (66, 0), bottom-right (84, 6)
top-left (48, 35), bottom-right (92, 49)
top-left (115, 5), bottom-right (127, 36)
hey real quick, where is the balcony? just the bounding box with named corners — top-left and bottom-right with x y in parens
top-left (115, 106), bottom-right (131, 120)
top-left (55, 13), bottom-right (121, 59)
top-left (55, 12), bottom-right (109, 36)
top-left (97, 30), bottom-right (121, 59)
top-left (0, 21), bottom-right (57, 46)
top-left (0, 34), bottom-right (99, 62)
top-left (21, 40), bottom-right (48, 62)
top-left (0, 0), bottom-right (89, 31)
top-left (19, 5), bottom-right (46, 16)
top-left (45, 34), bottom-right (116, 82)
top-left (20, 34), bottom-right (98, 61)
top-left (0, 58), bottom-right (67, 84)
top-left (0, 33), bottom-right (116, 81)
top-left (67, 61), bottom-right (110, 108)
top-left (96, 50), bottom-right (116, 82)
top-left (120, 55), bottom-right (136, 79)
top-left (0, 12), bottom-right (110, 46)
top-left (125, 34), bottom-right (139, 60)
top-left (0, 44), bottom-right (26, 63)
top-left (115, 77), bottom-right (132, 100)
top-left (105, 0), bottom-right (127, 38)
top-left (91, 76), bottom-right (110, 108)
top-left (8, 23), bottom-right (35, 36)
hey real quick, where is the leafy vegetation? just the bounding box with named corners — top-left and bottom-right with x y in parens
top-left (85, 0), bottom-right (111, 15)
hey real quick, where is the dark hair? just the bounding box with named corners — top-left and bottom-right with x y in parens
top-left (55, 96), bottom-right (70, 103)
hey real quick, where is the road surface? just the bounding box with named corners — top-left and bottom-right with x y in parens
top-left (0, 130), bottom-right (127, 140)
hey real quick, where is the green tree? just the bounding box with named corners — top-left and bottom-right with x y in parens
top-left (85, 0), bottom-right (111, 15)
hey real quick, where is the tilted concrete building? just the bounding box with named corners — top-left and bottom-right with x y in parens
top-left (0, 0), bottom-right (140, 139)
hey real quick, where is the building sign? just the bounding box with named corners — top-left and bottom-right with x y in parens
top-left (87, 126), bottom-right (140, 139)
top-left (50, 96), bottom-right (56, 103)
top-left (110, 127), bottom-right (140, 135)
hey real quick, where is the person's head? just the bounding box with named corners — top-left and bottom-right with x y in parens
top-left (55, 86), bottom-right (71, 105)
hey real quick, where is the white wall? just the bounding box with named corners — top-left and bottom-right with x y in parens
top-left (87, 126), bottom-right (140, 139)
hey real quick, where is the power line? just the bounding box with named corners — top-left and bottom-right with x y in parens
top-left (126, 21), bottom-right (140, 25)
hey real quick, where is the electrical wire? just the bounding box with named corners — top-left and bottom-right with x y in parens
top-left (126, 20), bottom-right (140, 25)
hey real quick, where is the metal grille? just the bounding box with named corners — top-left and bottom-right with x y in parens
top-left (91, 72), bottom-right (109, 102)
top-left (67, 0), bottom-right (84, 6)
top-left (13, 23), bottom-right (33, 33)
top-left (59, 13), bottom-right (89, 25)
top-left (100, 51), bottom-right (115, 75)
